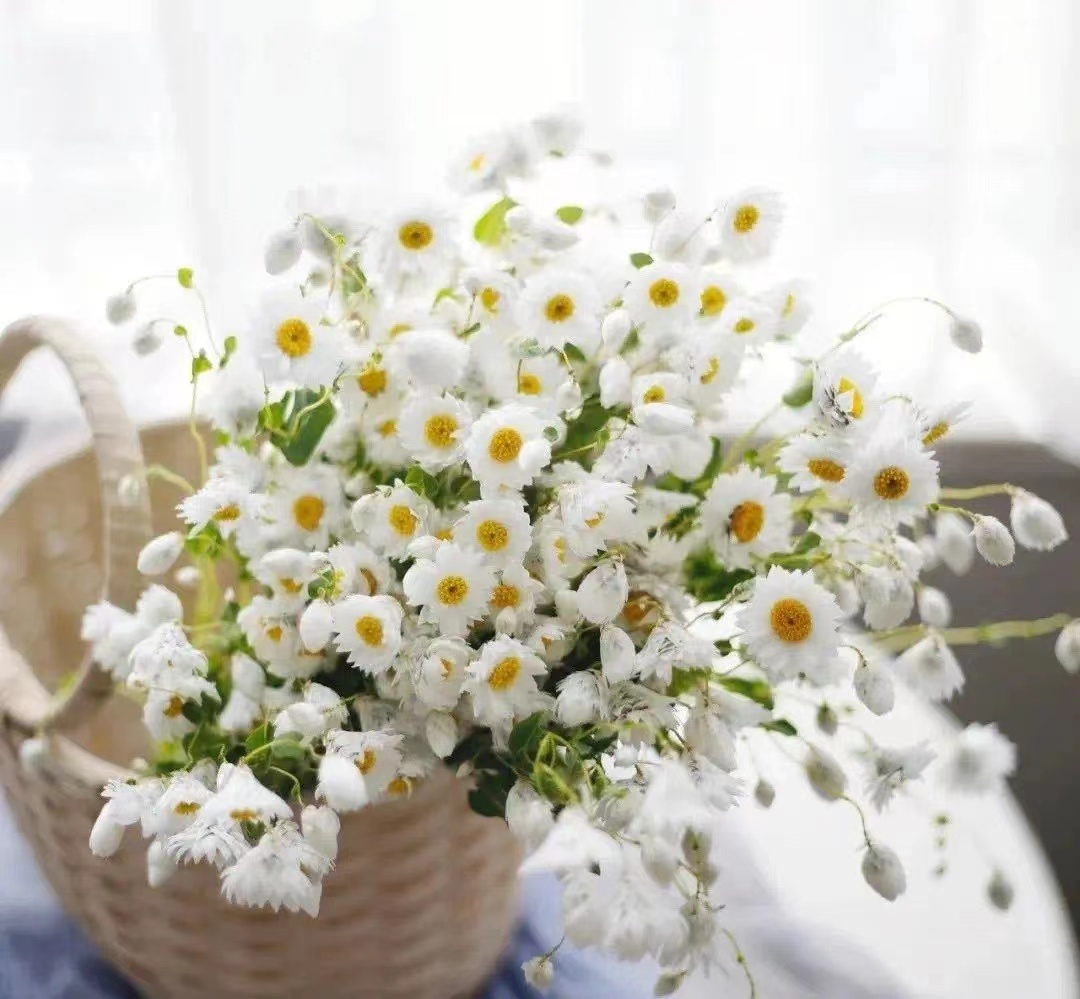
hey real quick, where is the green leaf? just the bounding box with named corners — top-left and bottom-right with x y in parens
top-left (667, 667), bottom-right (709, 697)
top-left (190, 351), bottom-right (213, 381)
top-left (173, 324), bottom-right (188, 338)
top-left (468, 766), bottom-right (515, 818)
top-left (508, 712), bottom-right (547, 764)
top-left (269, 741), bottom-right (308, 763)
top-left (278, 389), bottom-right (336, 466)
top-left (763, 718), bottom-right (798, 737)
top-left (177, 267), bottom-right (194, 289)
top-left (782, 369), bottom-right (814, 408)
top-left (683, 548), bottom-right (754, 603)
top-left (244, 724), bottom-right (271, 755)
top-left (717, 676), bottom-right (775, 710)
top-left (473, 196), bottom-right (517, 247)
top-left (555, 205), bottom-right (584, 225)
top-left (220, 335), bottom-right (238, 367)
top-left (793, 531), bottom-right (821, 555)
top-left (433, 286), bottom-right (459, 307)
top-left (629, 252), bottom-right (654, 269)
top-left (404, 465), bottom-right (440, 499)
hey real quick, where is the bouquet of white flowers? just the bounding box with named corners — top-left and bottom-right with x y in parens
top-left (89, 114), bottom-right (1074, 993)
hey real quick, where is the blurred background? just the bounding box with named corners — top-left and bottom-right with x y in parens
top-left (0, 1), bottom-right (1077, 995)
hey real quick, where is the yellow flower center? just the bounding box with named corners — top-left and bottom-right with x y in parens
top-left (230, 808), bottom-right (259, 822)
top-left (398, 220), bottom-right (434, 251)
top-left (423, 413), bottom-right (458, 449)
top-left (434, 528), bottom-right (453, 541)
top-left (490, 583), bottom-right (521, 610)
top-left (357, 365), bottom-right (388, 397)
top-left (388, 504), bottom-right (418, 536)
top-left (377, 419), bottom-right (397, 438)
top-left (213, 504), bottom-right (241, 522)
top-left (544, 294), bottom-right (575, 323)
top-left (436, 575), bottom-right (469, 606)
top-left (356, 749), bottom-right (376, 775)
top-left (733, 203), bottom-right (760, 233)
top-left (480, 286), bottom-right (501, 313)
top-left (292, 494), bottom-right (325, 532)
top-left (517, 372), bottom-right (542, 395)
top-left (700, 357), bottom-right (721, 385)
top-left (733, 317), bottom-right (756, 335)
top-left (807, 458), bottom-right (846, 483)
top-left (488, 427), bottom-right (523, 463)
top-left (642, 385), bottom-right (666, 404)
top-left (922, 422), bottom-right (948, 446)
top-left (280, 577), bottom-right (302, 594)
top-left (648, 278), bottom-right (680, 308)
top-left (275, 317), bottom-right (313, 359)
top-left (476, 519), bottom-right (509, 552)
top-left (163, 695), bottom-right (185, 718)
top-left (360, 568), bottom-right (379, 595)
top-left (783, 292), bottom-right (796, 317)
top-left (729, 500), bottom-right (765, 543)
top-left (488, 656), bottom-right (520, 691)
top-left (585, 513), bottom-right (604, 529)
top-left (700, 285), bottom-right (727, 316)
top-left (836, 377), bottom-right (864, 418)
top-left (469, 152), bottom-right (486, 172)
top-left (387, 322), bottom-right (413, 339)
top-left (439, 657), bottom-right (454, 679)
top-left (173, 801), bottom-right (201, 816)
top-left (873, 465), bottom-right (910, 501)
top-left (387, 776), bottom-right (412, 796)
top-left (266, 625), bottom-right (284, 643)
top-left (769, 598), bottom-right (813, 643)
top-left (553, 537), bottom-right (567, 564)
top-left (354, 615), bottom-right (384, 647)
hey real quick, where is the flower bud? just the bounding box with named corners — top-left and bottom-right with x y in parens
top-left (555, 671), bottom-right (606, 727)
top-left (424, 711), bottom-right (458, 758)
top-left (805, 746), bottom-right (846, 801)
top-left (19, 736), bottom-right (49, 773)
top-left (554, 587), bottom-right (580, 625)
top-left (132, 321), bottom-right (163, 356)
top-left (505, 781), bottom-right (554, 852)
top-left (862, 841), bottom-right (906, 901)
top-left (816, 703), bottom-right (838, 735)
top-left (89, 807), bottom-right (125, 858)
top-left (1010, 490), bottom-right (1067, 551)
top-left (916, 585), bottom-right (952, 628)
top-left (105, 290), bottom-right (136, 325)
top-left (653, 971), bottom-right (685, 997)
top-left (948, 313), bottom-right (983, 353)
top-left (137, 532), bottom-right (185, 577)
top-left (116, 473), bottom-right (146, 508)
top-left (601, 308), bottom-right (633, 351)
top-left (599, 624), bottom-right (637, 682)
top-left (973, 515), bottom-right (1015, 566)
top-left (576, 560), bottom-right (628, 625)
top-left (754, 779), bottom-right (775, 808)
top-left (174, 565), bottom-right (201, 590)
top-left (599, 357), bottom-right (632, 408)
top-left (147, 838), bottom-right (178, 888)
top-left (643, 187), bottom-right (677, 223)
top-left (987, 870), bottom-right (1014, 911)
top-left (299, 599), bottom-right (333, 652)
top-left (301, 804), bottom-right (340, 861)
top-left (1054, 620), bottom-right (1080, 674)
top-left (633, 402), bottom-right (695, 436)
top-left (854, 658), bottom-right (895, 716)
top-left (522, 955), bottom-right (555, 993)
top-left (264, 228), bottom-right (302, 275)
top-left (935, 512), bottom-right (975, 575)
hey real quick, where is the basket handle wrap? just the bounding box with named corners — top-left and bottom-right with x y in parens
top-left (0, 316), bottom-right (152, 733)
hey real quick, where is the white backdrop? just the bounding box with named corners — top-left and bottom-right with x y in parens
top-left (1, 0), bottom-right (1078, 455)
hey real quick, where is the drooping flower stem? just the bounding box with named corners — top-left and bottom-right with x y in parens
top-left (872, 612), bottom-right (1073, 653)
top-left (938, 483), bottom-right (1018, 501)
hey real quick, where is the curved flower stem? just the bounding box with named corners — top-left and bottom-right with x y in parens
top-left (841, 795), bottom-right (873, 848)
top-left (938, 483), bottom-right (1018, 501)
top-left (870, 612), bottom-right (1073, 653)
top-left (721, 928), bottom-right (757, 999)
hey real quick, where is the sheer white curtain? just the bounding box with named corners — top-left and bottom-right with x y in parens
top-left (1, 0), bottom-right (1078, 452)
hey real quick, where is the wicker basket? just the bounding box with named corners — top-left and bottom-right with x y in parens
top-left (0, 316), bottom-right (520, 999)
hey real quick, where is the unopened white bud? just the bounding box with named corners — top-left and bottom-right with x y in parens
top-left (948, 313), bottom-right (983, 354)
top-left (137, 532), bottom-right (185, 577)
top-left (555, 671), bottom-right (606, 727)
top-left (862, 841), bottom-right (907, 901)
top-left (917, 586), bottom-right (952, 628)
top-left (522, 955), bottom-right (555, 993)
top-left (598, 357), bottom-right (632, 409)
top-left (987, 870), bottom-right (1014, 911)
top-left (854, 658), bottom-right (895, 716)
top-left (973, 515), bottom-right (1015, 566)
top-left (116, 473), bottom-right (146, 508)
top-left (264, 228), bottom-right (302, 275)
top-left (599, 624), bottom-right (637, 682)
top-left (132, 321), bottom-right (163, 356)
top-left (424, 711), bottom-right (458, 759)
top-left (299, 599), bottom-right (333, 652)
top-left (506, 781), bottom-right (554, 852)
top-left (601, 309), bottom-right (633, 351)
top-left (805, 746), bottom-right (847, 801)
top-left (1054, 620), bottom-right (1080, 674)
top-left (936, 512), bottom-right (975, 575)
top-left (301, 804), bottom-right (340, 861)
top-left (643, 187), bottom-right (677, 224)
top-left (576, 560), bottom-right (628, 625)
top-left (754, 779), bottom-right (775, 808)
top-left (105, 290), bottom-right (136, 325)
top-left (1010, 490), bottom-right (1067, 551)
top-left (554, 588), bottom-right (580, 625)
top-left (173, 565), bottom-right (201, 590)
top-left (18, 736), bottom-right (49, 773)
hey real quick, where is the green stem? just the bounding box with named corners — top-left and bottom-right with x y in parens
top-left (871, 612), bottom-right (1073, 653)
top-left (938, 484), bottom-right (1017, 501)
top-left (722, 928), bottom-right (758, 999)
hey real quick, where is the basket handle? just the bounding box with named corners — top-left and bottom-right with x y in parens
top-left (0, 316), bottom-right (152, 735)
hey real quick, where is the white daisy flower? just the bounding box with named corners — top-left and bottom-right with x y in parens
top-left (250, 287), bottom-right (340, 389)
top-left (865, 742), bottom-right (935, 810)
top-left (236, 595), bottom-right (302, 670)
top-left (452, 498), bottom-right (532, 567)
top-left (813, 351), bottom-right (880, 429)
top-left (736, 567), bottom-right (842, 680)
top-left (763, 279), bottom-right (812, 338)
top-left (464, 269), bottom-right (519, 334)
top-left (464, 404), bottom-right (556, 497)
top-left (917, 399), bottom-right (972, 448)
top-left (630, 371), bottom-right (689, 411)
top-left (843, 434), bottom-right (939, 526)
top-left (371, 204), bottom-right (457, 284)
top-left (623, 262), bottom-right (698, 335)
top-left (387, 327), bottom-right (471, 392)
top-left (320, 541), bottom-right (393, 598)
top-left (487, 563), bottom-right (545, 634)
top-left (558, 478), bottom-right (639, 559)
top-left (719, 297), bottom-right (778, 346)
top-left (340, 347), bottom-right (400, 413)
top-left (465, 635), bottom-right (548, 728)
top-left (717, 187), bottom-right (784, 262)
top-left (353, 483), bottom-right (433, 558)
top-left (264, 464), bottom-right (346, 551)
top-left (696, 271), bottom-right (744, 321)
top-left (777, 432), bottom-right (849, 493)
top-left (146, 773), bottom-right (215, 838)
top-left (403, 542), bottom-right (495, 636)
top-left (320, 728), bottom-right (404, 801)
top-left (177, 476), bottom-right (260, 540)
top-left (397, 393), bottom-right (472, 471)
top-left (253, 548), bottom-right (317, 610)
top-left (415, 636), bottom-right (472, 711)
top-left (330, 594), bottom-right (404, 673)
top-left (682, 332), bottom-right (746, 409)
top-left (516, 269), bottom-right (601, 352)
top-left (939, 722), bottom-right (1017, 792)
top-left (221, 822), bottom-right (326, 917)
top-left (272, 682), bottom-right (347, 739)
top-left (200, 765), bottom-right (293, 828)
top-left (700, 467), bottom-right (792, 568)
top-left (1010, 489), bottom-right (1067, 551)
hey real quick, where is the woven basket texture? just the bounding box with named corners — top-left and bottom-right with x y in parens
top-left (0, 341), bottom-right (520, 999)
